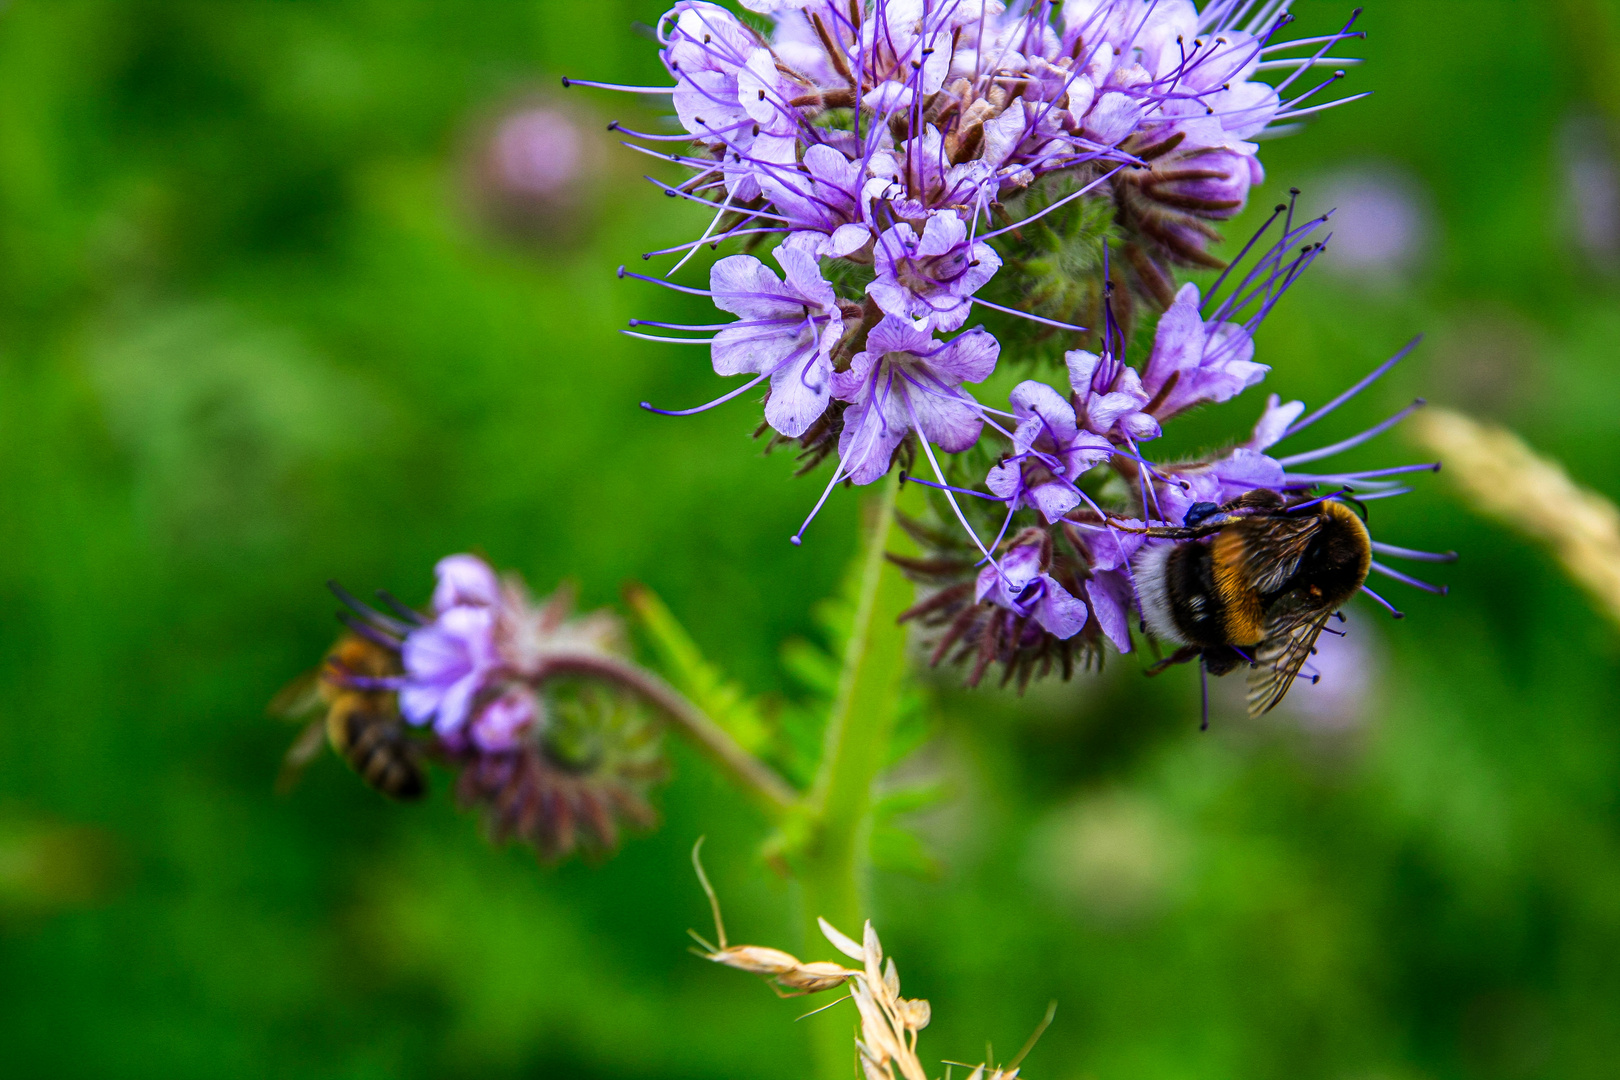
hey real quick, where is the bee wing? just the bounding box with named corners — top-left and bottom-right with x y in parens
top-left (1245, 606), bottom-right (1333, 718)
top-left (1237, 516), bottom-right (1325, 595)
top-left (268, 670), bottom-right (323, 721)
top-left (275, 719), bottom-right (330, 795)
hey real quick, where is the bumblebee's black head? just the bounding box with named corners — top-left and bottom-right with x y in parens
top-left (1296, 500), bottom-right (1373, 606)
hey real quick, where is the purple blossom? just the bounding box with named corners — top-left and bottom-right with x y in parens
top-left (1071, 520), bottom-right (1145, 653)
top-left (987, 381), bottom-right (1114, 523)
top-left (831, 317), bottom-right (998, 485)
top-left (432, 553), bottom-right (501, 612)
top-left (400, 604), bottom-right (499, 739)
top-left (1066, 348), bottom-right (1161, 443)
top-left (868, 212), bottom-right (1001, 333)
top-left (1139, 283), bottom-right (1268, 420)
top-left (468, 686), bottom-right (542, 753)
top-left (975, 539), bottom-right (1090, 640)
top-left (759, 144), bottom-right (877, 258)
top-left (709, 240), bottom-right (846, 438)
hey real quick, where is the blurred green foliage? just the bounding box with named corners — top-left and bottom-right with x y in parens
top-left (2, 1), bottom-right (1620, 1078)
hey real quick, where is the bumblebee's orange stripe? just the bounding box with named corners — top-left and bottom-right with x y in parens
top-left (1212, 529), bottom-right (1266, 646)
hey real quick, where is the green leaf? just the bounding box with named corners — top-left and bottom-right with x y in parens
top-left (873, 780), bottom-right (951, 821)
top-left (869, 823), bottom-right (942, 880)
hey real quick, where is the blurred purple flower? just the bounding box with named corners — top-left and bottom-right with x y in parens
top-left (468, 686), bottom-right (543, 753)
top-left (400, 604), bottom-right (499, 739)
top-left (1559, 115), bottom-right (1620, 266)
top-left (432, 553), bottom-right (501, 612)
top-left (492, 107), bottom-right (586, 197)
top-left (1314, 165), bottom-right (1433, 281)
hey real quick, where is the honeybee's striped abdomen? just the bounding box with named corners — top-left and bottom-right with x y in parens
top-left (328, 699), bottom-right (427, 801)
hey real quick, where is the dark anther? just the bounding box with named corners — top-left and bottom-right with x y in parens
top-left (560, 77), bottom-right (572, 87)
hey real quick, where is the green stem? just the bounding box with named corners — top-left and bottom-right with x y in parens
top-left (797, 471), bottom-right (917, 1080)
top-left (541, 650), bottom-right (798, 817)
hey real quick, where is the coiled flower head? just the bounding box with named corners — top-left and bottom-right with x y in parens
top-left (576, 0), bottom-right (1365, 545)
top-left (318, 555), bottom-right (669, 860)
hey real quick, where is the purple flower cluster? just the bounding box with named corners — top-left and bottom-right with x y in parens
top-left (893, 204), bottom-right (1451, 688)
top-left (321, 557), bottom-right (664, 858)
top-left (577, 0), bottom-right (1365, 542)
top-left (390, 555), bottom-right (621, 754)
top-left (574, 3), bottom-right (1451, 691)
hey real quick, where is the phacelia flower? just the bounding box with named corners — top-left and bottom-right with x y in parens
top-left (975, 529), bottom-right (1091, 640)
top-left (830, 317), bottom-right (998, 487)
top-left (576, 0), bottom-right (1366, 542)
top-left (868, 212), bottom-right (1001, 333)
top-left (986, 380), bottom-right (1114, 523)
top-left (893, 203), bottom-right (1451, 697)
top-left (707, 240), bottom-right (848, 438)
top-left (895, 517), bottom-right (1111, 689)
top-left (311, 556), bottom-right (672, 860)
top-left (400, 603), bottom-right (500, 740)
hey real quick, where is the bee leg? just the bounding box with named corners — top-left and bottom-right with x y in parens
top-left (1200, 646), bottom-right (1246, 676)
top-left (1105, 519), bottom-right (1213, 540)
top-left (1200, 659), bottom-right (1209, 732)
top-left (1145, 645), bottom-right (1201, 676)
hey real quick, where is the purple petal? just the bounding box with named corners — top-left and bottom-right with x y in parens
top-left (864, 315), bottom-right (936, 358)
top-left (916, 211), bottom-right (967, 258)
top-left (986, 459), bottom-right (1022, 499)
top-left (1029, 481), bottom-right (1082, 523)
top-left (909, 383), bottom-right (983, 453)
top-left (1086, 570), bottom-right (1135, 653)
top-left (1141, 283), bottom-right (1205, 396)
top-left (836, 388), bottom-right (906, 486)
top-left (470, 688), bottom-right (541, 752)
top-left (930, 327), bottom-right (999, 383)
top-left (1064, 349), bottom-right (1102, 395)
top-left (711, 321), bottom-right (806, 378)
top-left (765, 349), bottom-right (832, 438)
top-left (433, 554), bottom-right (500, 612)
top-left (710, 255), bottom-right (801, 319)
top-left (1033, 576), bottom-right (1088, 639)
top-left (1247, 394), bottom-right (1307, 451)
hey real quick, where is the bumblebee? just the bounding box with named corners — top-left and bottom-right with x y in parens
top-left (1127, 489), bottom-right (1372, 719)
top-left (271, 633), bottom-right (427, 801)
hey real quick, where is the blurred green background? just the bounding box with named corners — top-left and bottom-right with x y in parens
top-left (2, 1), bottom-right (1619, 1077)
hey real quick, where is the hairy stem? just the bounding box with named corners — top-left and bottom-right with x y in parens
top-left (541, 650), bottom-right (799, 817)
top-left (798, 471), bottom-right (916, 1079)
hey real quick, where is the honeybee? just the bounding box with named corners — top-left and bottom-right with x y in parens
top-left (1126, 489), bottom-right (1372, 720)
top-left (271, 633), bottom-right (427, 801)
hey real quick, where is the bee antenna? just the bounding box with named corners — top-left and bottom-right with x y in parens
top-left (328, 580), bottom-right (416, 636)
top-left (335, 611), bottom-right (402, 651)
top-left (375, 589), bottom-right (428, 627)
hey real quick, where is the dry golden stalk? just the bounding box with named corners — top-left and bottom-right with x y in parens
top-left (1413, 408), bottom-right (1620, 623)
top-left (688, 842), bottom-right (1051, 1080)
